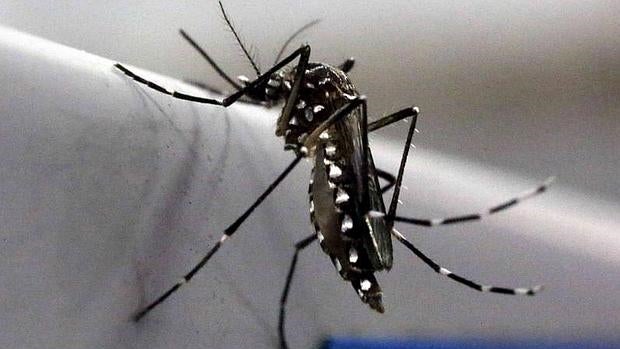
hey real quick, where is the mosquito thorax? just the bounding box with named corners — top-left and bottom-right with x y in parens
top-left (275, 62), bottom-right (359, 154)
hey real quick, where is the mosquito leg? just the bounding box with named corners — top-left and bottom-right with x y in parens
top-left (133, 155), bottom-right (302, 321)
top-left (115, 45), bottom-right (311, 107)
top-left (363, 106), bottom-right (420, 196)
top-left (338, 57), bottom-right (355, 73)
top-left (393, 176), bottom-right (556, 227)
top-left (275, 46), bottom-right (311, 135)
top-left (384, 109), bottom-right (420, 231)
top-left (183, 79), bottom-right (266, 106)
top-left (366, 106), bottom-right (554, 227)
top-left (178, 29), bottom-right (242, 91)
top-left (392, 228), bottom-right (542, 295)
top-left (375, 168), bottom-right (396, 194)
top-left (368, 106), bottom-right (420, 133)
top-left (359, 98), bottom-right (371, 209)
top-left (278, 234), bottom-right (317, 349)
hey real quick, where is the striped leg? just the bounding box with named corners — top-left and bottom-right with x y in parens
top-left (133, 155), bottom-right (302, 321)
top-left (392, 228), bottom-right (542, 295)
top-left (114, 44), bottom-right (311, 107)
top-left (392, 176), bottom-right (556, 227)
top-left (279, 234), bottom-right (317, 349)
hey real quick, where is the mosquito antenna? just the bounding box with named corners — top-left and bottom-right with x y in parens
top-left (179, 29), bottom-right (242, 91)
top-left (274, 19), bottom-right (321, 65)
top-left (218, 1), bottom-right (262, 76)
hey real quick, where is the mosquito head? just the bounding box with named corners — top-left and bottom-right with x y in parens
top-left (261, 70), bottom-right (289, 102)
top-left (275, 63), bottom-right (358, 154)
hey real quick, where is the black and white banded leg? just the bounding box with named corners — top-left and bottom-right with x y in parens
top-left (392, 228), bottom-right (542, 295)
top-left (114, 44), bottom-right (311, 107)
top-left (392, 176), bottom-right (556, 227)
top-left (278, 234), bottom-right (317, 349)
top-left (133, 155), bottom-right (302, 321)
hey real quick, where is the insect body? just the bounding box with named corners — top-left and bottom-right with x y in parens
top-left (273, 62), bottom-right (395, 312)
top-left (114, 2), bottom-right (553, 348)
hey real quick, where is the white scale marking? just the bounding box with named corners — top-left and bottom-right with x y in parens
top-left (367, 210), bottom-right (384, 218)
top-left (439, 267), bottom-right (451, 275)
top-left (335, 188), bottom-right (350, 204)
top-left (349, 247), bottom-right (359, 263)
top-left (360, 279), bottom-right (372, 291)
top-left (313, 105), bottom-right (325, 113)
top-left (329, 164), bottom-right (343, 179)
top-left (325, 144), bottom-right (336, 157)
top-left (317, 230), bottom-right (324, 243)
top-left (319, 130), bottom-right (329, 140)
top-left (334, 258), bottom-right (342, 272)
top-left (341, 215), bottom-right (353, 232)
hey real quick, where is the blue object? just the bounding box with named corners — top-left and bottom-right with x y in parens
top-left (323, 337), bottom-right (620, 349)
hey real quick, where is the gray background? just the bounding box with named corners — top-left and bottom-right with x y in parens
top-left (1, 1), bottom-right (619, 348)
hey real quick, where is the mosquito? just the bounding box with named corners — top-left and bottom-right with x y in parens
top-left (114, 2), bottom-right (553, 348)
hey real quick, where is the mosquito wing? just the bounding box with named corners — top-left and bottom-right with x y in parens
top-left (340, 107), bottom-right (393, 271)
